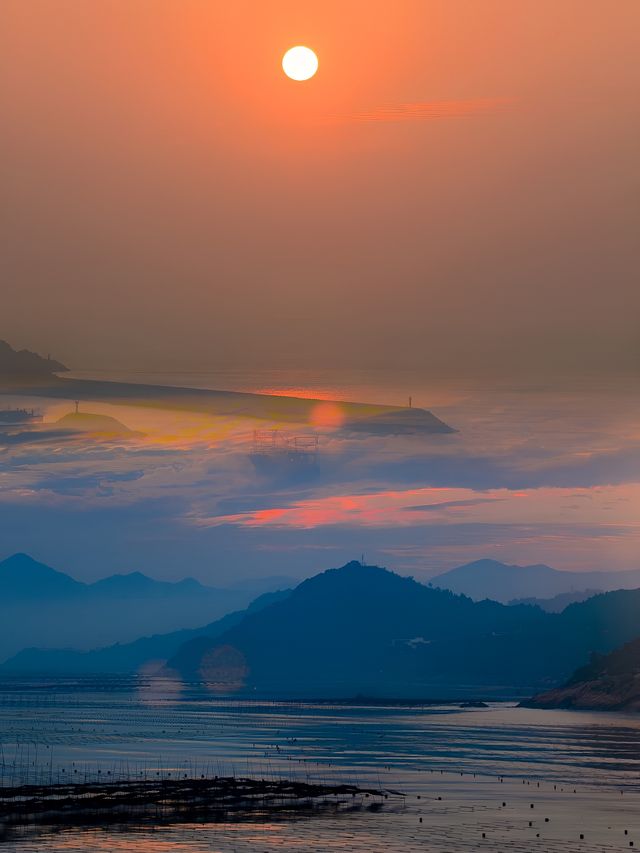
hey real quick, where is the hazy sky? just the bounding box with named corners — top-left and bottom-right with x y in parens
top-left (2, 0), bottom-right (638, 375)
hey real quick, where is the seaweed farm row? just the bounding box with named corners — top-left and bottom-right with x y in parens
top-left (0, 775), bottom-right (390, 838)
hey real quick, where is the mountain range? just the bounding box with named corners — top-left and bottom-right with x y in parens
top-left (0, 554), bottom-right (290, 660)
top-left (6, 556), bottom-right (640, 702)
top-left (431, 559), bottom-right (640, 604)
top-left (157, 562), bottom-right (640, 699)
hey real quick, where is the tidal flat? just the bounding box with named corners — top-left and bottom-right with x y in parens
top-left (2, 680), bottom-right (640, 850)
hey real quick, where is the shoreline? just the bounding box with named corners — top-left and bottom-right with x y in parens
top-left (5, 765), bottom-right (640, 850)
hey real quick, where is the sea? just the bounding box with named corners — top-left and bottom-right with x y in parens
top-left (2, 680), bottom-right (640, 851)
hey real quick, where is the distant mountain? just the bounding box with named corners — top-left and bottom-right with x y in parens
top-left (509, 589), bottom-right (601, 613)
top-left (0, 553), bottom-right (286, 660)
top-left (431, 559), bottom-right (640, 603)
top-left (165, 563), bottom-right (640, 699)
top-left (0, 553), bottom-right (85, 600)
top-left (527, 636), bottom-right (640, 711)
top-left (0, 340), bottom-right (67, 376)
top-left (89, 572), bottom-right (204, 598)
top-left (0, 553), bottom-right (208, 601)
top-left (1, 590), bottom-right (291, 676)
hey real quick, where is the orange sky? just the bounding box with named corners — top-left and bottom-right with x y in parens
top-left (1, 0), bottom-right (639, 375)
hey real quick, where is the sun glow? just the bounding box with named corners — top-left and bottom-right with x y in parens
top-left (282, 46), bottom-right (318, 81)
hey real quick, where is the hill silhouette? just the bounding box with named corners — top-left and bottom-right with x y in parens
top-left (0, 553), bottom-right (86, 599)
top-left (53, 411), bottom-right (143, 437)
top-left (164, 562), bottom-right (640, 698)
top-left (0, 340), bottom-right (67, 376)
top-left (165, 562), bottom-right (544, 696)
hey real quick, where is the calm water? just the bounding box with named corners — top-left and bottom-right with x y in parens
top-left (3, 682), bottom-right (640, 851)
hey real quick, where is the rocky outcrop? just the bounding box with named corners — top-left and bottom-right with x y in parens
top-left (526, 637), bottom-right (640, 711)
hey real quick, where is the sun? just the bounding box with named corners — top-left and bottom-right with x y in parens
top-left (282, 46), bottom-right (318, 82)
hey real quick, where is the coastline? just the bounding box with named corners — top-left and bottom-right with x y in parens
top-left (0, 374), bottom-right (455, 435)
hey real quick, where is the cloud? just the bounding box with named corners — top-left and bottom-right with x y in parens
top-left (0, 429), bottom-right (77, 448)
top-left (346, 98), bottom-right (515, 123)
top-left (193, 483), bottom-right (640, 536)
top-left (44, 470), bottom-right (145, 497)
top-left (404, 497), bottom-right (502, 512)
top-left (1, 378), bottom-right (637, 580)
